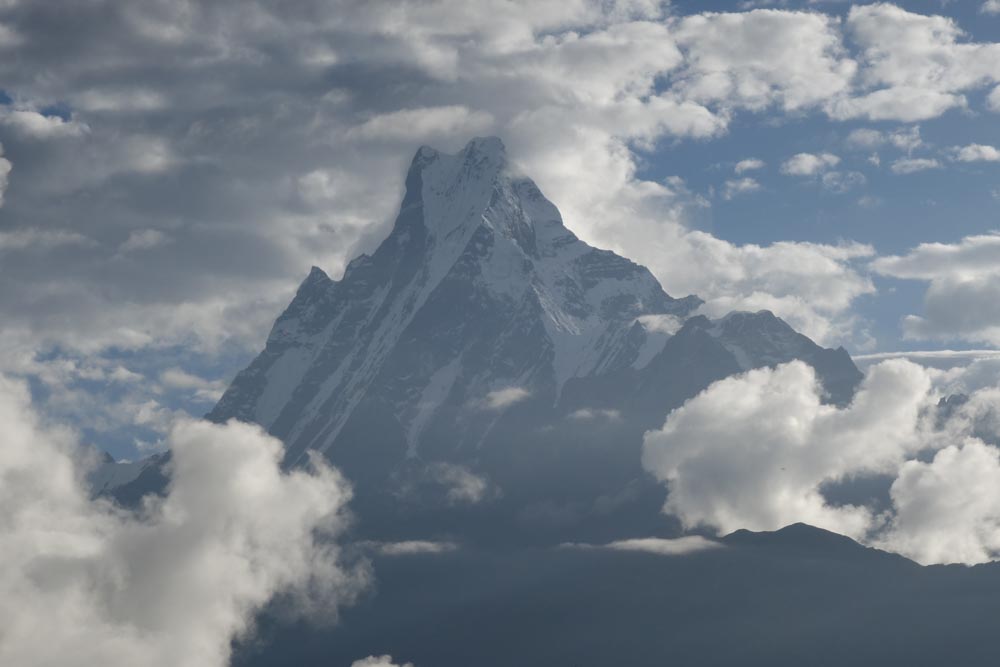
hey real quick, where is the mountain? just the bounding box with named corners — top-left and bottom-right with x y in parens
top-left (105, 137), bottom-right (862, 541)
top-left (208, 137), bottom-right (701, 469)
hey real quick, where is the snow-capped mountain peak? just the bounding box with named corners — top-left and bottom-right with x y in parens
top-left (105, 138), bottom-right (861, 529)
top-left (209, 137), bottom-right (859, 494)
top-left (209, 137), bottom-right (701, 464)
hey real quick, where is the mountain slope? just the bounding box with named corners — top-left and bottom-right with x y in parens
top-left (208, 137), bottom-right (703, 473)
top-left (99, 137), bottom-right (863, 540)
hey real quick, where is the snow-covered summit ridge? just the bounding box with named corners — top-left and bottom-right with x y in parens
top-left (208, 137), bottom-right (703, 460)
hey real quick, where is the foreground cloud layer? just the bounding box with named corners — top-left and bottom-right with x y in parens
top-left (0, 375), bottom-right (367, 667)
top-left (643, 360), bottom-right (1000, 565)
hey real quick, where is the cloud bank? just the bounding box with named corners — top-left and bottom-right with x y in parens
top-left (643, 359), bottom-right (1000, 565)
top-left (3, 1), bottom-right (998, 380)
top-left (0, 374), bottom-right (367, 667)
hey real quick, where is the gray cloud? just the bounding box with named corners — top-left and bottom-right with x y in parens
top-left (2, 0), bottom-right (999, 442)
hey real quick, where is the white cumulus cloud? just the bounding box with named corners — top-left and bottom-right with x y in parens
top-left (832, 4), bottom-right (1000, 121)
top-left (721, 176), bottom-right (761, 199)
top-left (953, 144), bottom-right (1000, 162)
top-left (890, 157), bottom-right (940, 174)
top-left (643, 357), bottom-right (1000, 565)
top-left (780, 152), bottom-right (840, 176)
top-left (879, 440), bottom-right (1000, 565)
top-left (671, 9), bottom-right (856, 113)
top-left (872, 233), bottom-right (1000, 346)
top-left (734, 158), bottom-right (765, 174)
top-left (651, 234), bottom-right (875, 346)
top-left (642, 360), bottom-right (931, 540)
top-left (0, 374), bottom-right (368, 667)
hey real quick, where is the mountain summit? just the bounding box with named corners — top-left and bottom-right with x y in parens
top-left (209, 138), bottom-right (703, 466)
top-left (200, 138), bottom-right (863, 536)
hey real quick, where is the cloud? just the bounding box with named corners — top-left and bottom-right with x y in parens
top-left (71, 88), bottom-right (168, 113)
top-left (846, 125), bottom-right (922, 153)
top-left (721, 176), bottom-right (760, 199)
top-left (872, 233), bottom-right (1000, 346)
top-left (671, 9), bottom-right (856, 113)
top-left (938, 358), bottom-right (1000, 396)
top-left (636, 313), bottom-right (684, 335)
top-left (642, 360), bottom-right (931, 540)
top-left (568, 407), bottom-right (622, 422)
top-left (0, 0), bottom-right (715, 377)
top-left (1, 0), bottom-right (997, 450)
top-left (0, 141), bottom-right (8, 206)
top-left (424, 463), bottom-right (491, 504)
top-left (0, 21), bottom-right (22, 48)
top-left (0, 109), bottom-right (89, 139)
top-left (561, 536), bottom-right (722, 556)
top-left (363, 540), bottom-right (459, 556)
top-left (482, 386), bottom-right (531, 410)
top-left (846, 128), bottom-right (884, 148)
top-left (879, 440), bottom-right (1000, 565)
top-left (345, 106), bottom-right (495, 142)
top-left (983, 1), bottom-right (1000, 15)
top-left (649, 234), bottom-right (875, 346)
top-left (854, 349), bottom-right (1000, 364)
top-left (734, 158), bottom-right (764, 174)
top-left (829, 86), bottom-right (963, 123)
top-left (119, 228), bottom-right (169, 253)
top-left (780, 152), bottom-right (839, 176)
top-left (820, 170), bottom-right (866, 193)
top-left (890, 157), bottom-right (940, 174)
top-left (159, 367), bottom-right (227, 402)
top-left (0, 374), bottom-right (368, 667)
top-left (351, 656), bottom-right (414, 667)
top-left (831, 4), bottom-right (1000, 122)
top-left (952, 144), bottom-right (1000, 162)
top-left (643, 357), bottom-right (1000, 565)
top-left (0, 227), bottom-right (93, 251)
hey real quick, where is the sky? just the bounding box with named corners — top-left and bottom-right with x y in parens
top-left (4, 2), bottom-right (1000, 665)
top-left (1, 0), bottom-right (999, 454)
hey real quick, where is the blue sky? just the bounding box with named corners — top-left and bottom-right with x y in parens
top-left (637, 91), bottom-right (1000, 352)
